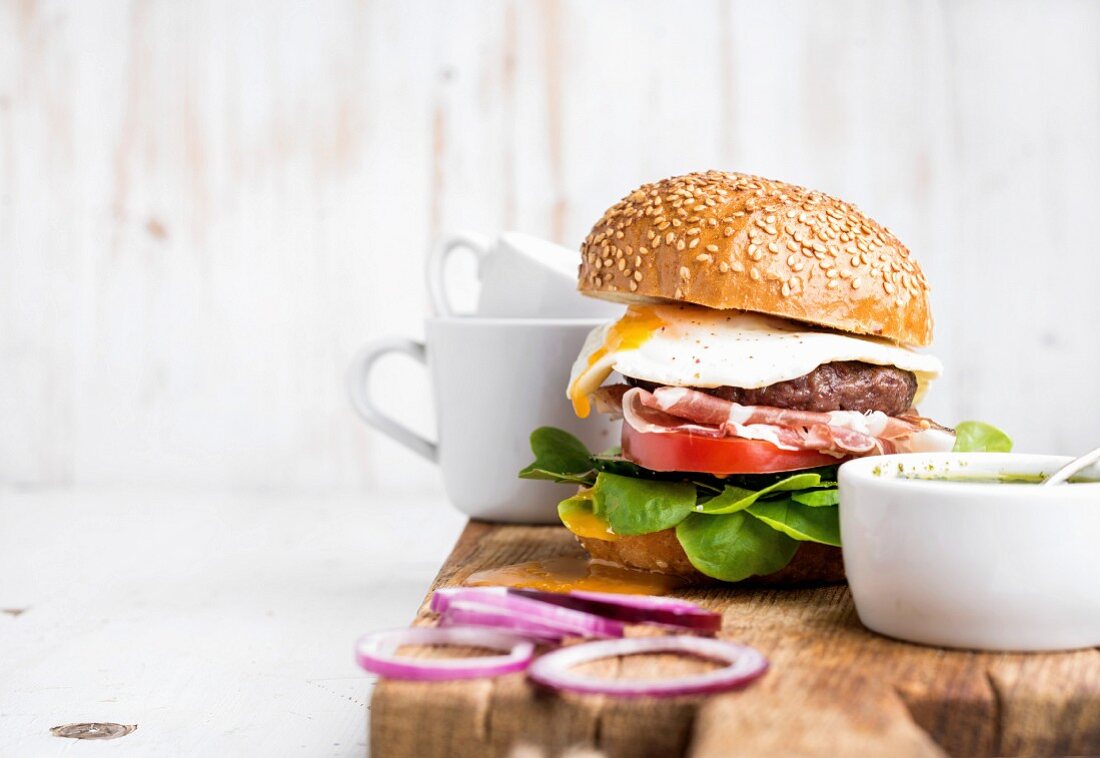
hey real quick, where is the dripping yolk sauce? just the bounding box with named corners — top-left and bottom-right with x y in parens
top-left (568, 305), bottom-right (667, 417)
top-left (466, 557), bottom-right (685, 595)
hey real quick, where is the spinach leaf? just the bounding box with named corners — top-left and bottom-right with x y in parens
top-left (697, 473), bottom-right (824, 514)
top-left (719, 465), bottom-right (839, 491)
top-left (952, 421), bottom-right (1013, 453)
top-left (746, 498), bottom-right (841, 546)
top-left (791, 489), bottom-right (839, 506)
top-left (675, 511), bottom-right (799, 582)
top-left (518, 427), bottom-right (596, 485)
top-left (591, 472), bottom-right (697, 536)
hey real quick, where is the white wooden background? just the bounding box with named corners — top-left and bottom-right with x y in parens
top-left (3, 0), bottom-right (1100, 496)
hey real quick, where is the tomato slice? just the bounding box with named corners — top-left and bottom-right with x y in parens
top-left (621, 423), bottom-right (842, 476)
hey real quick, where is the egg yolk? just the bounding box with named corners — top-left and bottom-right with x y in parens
top-left (569, 305), bottom-right (666, 417)
top-left (558, 507), bottom-right (619, 541)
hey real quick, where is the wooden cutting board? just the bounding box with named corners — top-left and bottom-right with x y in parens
top-left (369, 521), bottom-right (1100, 757)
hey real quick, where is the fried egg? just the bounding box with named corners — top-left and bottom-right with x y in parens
top-left (568, 304), bottom-right (943, 417)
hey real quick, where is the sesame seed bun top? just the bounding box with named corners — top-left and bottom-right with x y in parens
top-left (578, 171), bottom-right (933, 347)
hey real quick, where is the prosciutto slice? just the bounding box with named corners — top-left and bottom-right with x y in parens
top-left (603, 384), bottom-right (955, 458)
top-left (649, 386), bottom-right (935, 440)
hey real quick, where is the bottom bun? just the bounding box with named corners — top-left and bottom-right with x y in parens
top-left (577, 530), bottom-right (845, 586)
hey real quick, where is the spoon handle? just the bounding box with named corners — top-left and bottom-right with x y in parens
top-left (1042, 445), bottom-right (1100, 486)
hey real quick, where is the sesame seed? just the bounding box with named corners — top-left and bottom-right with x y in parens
top-left (718, 261), bottom-right (729, 272)
top-left (749, 267), bottom-right (761, 281)
top-left (617, 258), bottom-right (626, 271)
top-left (629, 281), bottom-right (638, 291)
top-left (781, 281), bottom-right (791, 297)
top-left (679, 266), bottom-right (691, 279)
top-left (674, 287), bottom-right (684, 299)
top-left (706, 244), bottom-right (719, 253)
top-left (676, 239), bottom-right (686, 251)
top-left (689, 238), bottom-right (699, 249)
top-left (730, 260), bottom-right (745, 272)
top-left (634, 270), bottom-right (643, 282)
top-left (665, 232), bottom-right (675, 245)
top-left (768, 242), bottom-right (779, 253)
top-left (696, 253), bottom-right (713, 263)
top-left (827, 279), bottom-right (840, 289)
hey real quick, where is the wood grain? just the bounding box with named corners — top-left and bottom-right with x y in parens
top-left (371, 522), bottom-right (1100, 757)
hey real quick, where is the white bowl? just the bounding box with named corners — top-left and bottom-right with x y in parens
top-left (838, 453), bottom-right (1100, 651)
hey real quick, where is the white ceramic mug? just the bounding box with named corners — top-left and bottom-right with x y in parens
top-left (426, 231), bottom-right (620, 319)
top-left (348, 317), bottom-right (616, 523)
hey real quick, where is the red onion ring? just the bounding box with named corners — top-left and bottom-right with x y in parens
top-left (431, 588), bottom-right (625, 639)
top-left (568, 590), bottom-right (701, 612)
top-left (512, 589), bottom-right (721, 634)
top-left (527, 636), bottom-right (768, 697)
top-left (355, 627), bottom-right (534, 681)
top-left (438, 602), bottom-right (567, 644)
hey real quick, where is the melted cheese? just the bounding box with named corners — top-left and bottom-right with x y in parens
top-left (568, 304), bottom-right (942, 417)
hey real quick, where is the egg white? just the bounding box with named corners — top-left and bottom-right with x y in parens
top-left (568, 304), bottom-right (942, 415)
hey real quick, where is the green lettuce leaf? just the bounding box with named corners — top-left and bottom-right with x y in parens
top-left (518, 427), bottom-right (596, 485)
top-left (697, 472), bottom-right (825, 514)
top-left (591, 472), bottom-right (697, 536)
top-left (675, 511), bottom-right (799, 581)
top-left (952, 421), bottom-right (1013, 453)
top-left (746, 498), bottom-right (841, 546)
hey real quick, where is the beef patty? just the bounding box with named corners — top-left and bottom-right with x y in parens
top-left (626, 361), bottom-right (918, 416)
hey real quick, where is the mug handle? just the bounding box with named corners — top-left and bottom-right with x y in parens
top-left (347, 338), bottom-right (438, 462)
top-left (426, 231), bottom-right (493, 316)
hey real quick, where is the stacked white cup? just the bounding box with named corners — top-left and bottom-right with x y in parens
top-left (348, 232), bottom-right (621, 523)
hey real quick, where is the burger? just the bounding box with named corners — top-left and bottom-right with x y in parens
top-left (520, 171), bottom-right (1008, 585)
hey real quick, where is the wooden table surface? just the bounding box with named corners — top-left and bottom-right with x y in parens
top-left (372, 522), bottom-right (1100, 757)
top-left (0, 487), bottom-right (466, 757)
